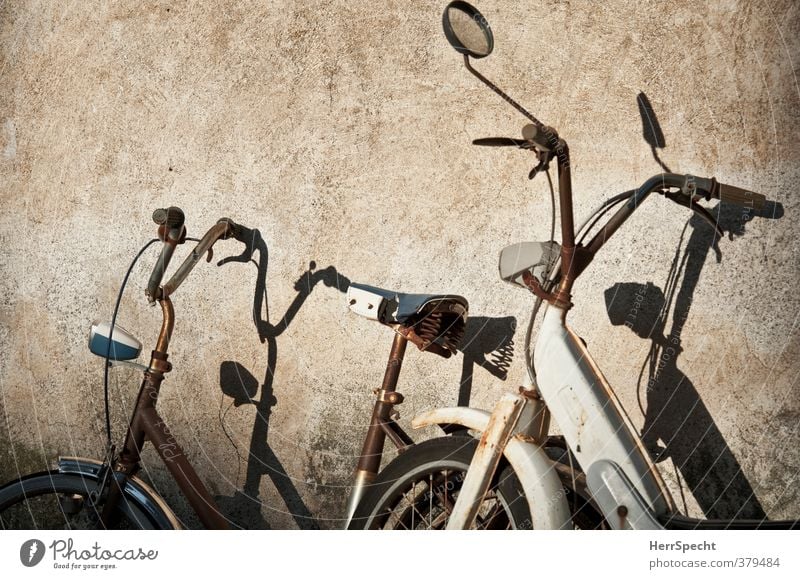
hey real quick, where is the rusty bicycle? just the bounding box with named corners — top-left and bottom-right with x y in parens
top-left (0, 207), bottom-right (243, 529)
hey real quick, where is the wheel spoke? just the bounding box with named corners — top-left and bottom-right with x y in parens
top-left (353, 438), bottom-right (555, 531)
top-left (429, 474), bottom-right (433, 529)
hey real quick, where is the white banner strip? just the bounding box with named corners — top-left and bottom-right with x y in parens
top-left (2, 530), bottom-right (798, 578)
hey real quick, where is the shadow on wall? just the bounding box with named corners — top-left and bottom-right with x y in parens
top-left (456, 316), bottom-right (516, 407)
top-left (213, 224), bottom-right (350, 529)
top-left (600, 93), bottom-right (785, 519)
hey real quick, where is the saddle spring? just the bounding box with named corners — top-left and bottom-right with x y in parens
top-left (416, 310), bottom-right (465, 353)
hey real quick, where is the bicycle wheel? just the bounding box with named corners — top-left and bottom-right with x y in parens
top-left (348, 436), bottom-right (532, 530)
top-left (0, 471), bottom-right (156, 529)
top-left (544, 441), bottom-right (608, 530)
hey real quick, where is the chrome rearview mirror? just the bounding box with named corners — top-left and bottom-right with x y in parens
top-left (442, 1), bottom-right (493, 59)
top-left (441, 2), bottom-right (541, 127)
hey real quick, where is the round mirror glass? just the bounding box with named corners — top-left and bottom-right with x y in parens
top-left (442, 1), bottom-right (493, 59)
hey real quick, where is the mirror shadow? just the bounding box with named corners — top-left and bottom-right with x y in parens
top-left (637, 92), bottom-right (670, 173)
top-left (214, 224), bottom-right (350, 529)
top-left (456, 316), bottom-right (516, 406)
top-left (600, 93), bottom-right (786, 519)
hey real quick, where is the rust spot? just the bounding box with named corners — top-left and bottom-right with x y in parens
top-left (617, 505), bottom-right (628, 528)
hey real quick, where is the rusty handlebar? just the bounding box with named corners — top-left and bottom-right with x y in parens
top-left (145, 209), bottom-right (241, 302)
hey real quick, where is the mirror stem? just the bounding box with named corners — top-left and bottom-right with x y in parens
top-left (463, 55), bottom-right (543, 128)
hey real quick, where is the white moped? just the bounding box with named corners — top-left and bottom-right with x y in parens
top-left (346, 1), bottom-right (796, 530)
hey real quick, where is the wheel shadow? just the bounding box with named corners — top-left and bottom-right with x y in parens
top-left (213, 225), bottom-right (350, 529)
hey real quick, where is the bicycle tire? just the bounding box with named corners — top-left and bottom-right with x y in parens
top-left (0, 471), bottom-right (158, 530)
top-left (544, 441), bottom-right (608, 529)
top-left (348, 436), bottom-right (532, 529)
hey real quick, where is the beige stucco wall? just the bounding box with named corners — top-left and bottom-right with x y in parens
top-left (1, 0), bottom-right (798, 528)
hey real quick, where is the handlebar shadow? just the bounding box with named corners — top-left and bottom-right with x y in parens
top-left (598, 93), bottom-right (787, 519)
top-left (214, 224), bottom-right (350, 529)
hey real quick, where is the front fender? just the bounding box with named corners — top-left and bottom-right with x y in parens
top-left (412, 407), bottom-right (571, 529)
top-left (58, 456), bottom-right (181, 529)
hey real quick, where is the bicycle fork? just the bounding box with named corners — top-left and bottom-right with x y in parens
top-left (444, 393), bottom-right (525, 529)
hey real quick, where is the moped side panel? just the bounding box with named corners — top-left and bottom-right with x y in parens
top-left (533, 306), bottom-right (673, 518)
top-left (412, 406), bottom-right (571, 529)
top-left (586, 460), bottom-right (663, 529)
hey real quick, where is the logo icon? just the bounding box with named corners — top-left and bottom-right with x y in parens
top-left (20, 539), bottom-right (46, 567)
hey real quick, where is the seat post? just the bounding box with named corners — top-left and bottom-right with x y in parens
top-left (344, 331), bottom-right (408, 525)
top-left (358, 330), bottom-right (407, 473)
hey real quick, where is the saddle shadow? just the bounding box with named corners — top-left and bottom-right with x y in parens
top-left (598, 93), bottom-right (785, 519)
top-left (456, 316), bottom-right (516, 406)
top-left (214, 224), bottom-right (350, 529)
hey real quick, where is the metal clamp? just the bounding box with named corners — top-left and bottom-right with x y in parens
top-left (373, 388), bottom-right (404, 405)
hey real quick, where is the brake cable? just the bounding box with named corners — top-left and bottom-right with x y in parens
top-left (523, 167), bottom-right (557, 385)
top-left (102, 239), bottom-right (159, 451)
top-left (576, 191), bottom-right (636, 246)
top-left (102, 236), bottom-right (202, 451)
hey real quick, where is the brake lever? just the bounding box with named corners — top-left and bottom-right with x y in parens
top-left (473, 135), bottom-right (548, 179)
top-left (529, 150), bottom-right (552, 180)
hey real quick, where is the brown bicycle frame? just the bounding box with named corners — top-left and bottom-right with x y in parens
top-left (100, 297), bottom-right (229, 529)
top-left (100, 218), bottom-right (238, 529)
top-left (352, 332), bottom-right (414, 480)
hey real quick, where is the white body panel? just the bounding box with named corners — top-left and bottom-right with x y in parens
top-left (412, 406), bottom-right (571, 529)
top-left (533, 305), bottom-right (672, 517)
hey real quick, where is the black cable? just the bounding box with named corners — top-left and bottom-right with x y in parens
top-left (576, 191), bottom-right (635, 246)
top-left (524, 168), bottom-right (557, 384)
top-left (103, 238), bottom-right (160, 449)
top-left (545, 168), bottom-right (556, 246)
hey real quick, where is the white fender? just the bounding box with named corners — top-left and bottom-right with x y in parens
top-left (412, 407), bottom-right (572, 529)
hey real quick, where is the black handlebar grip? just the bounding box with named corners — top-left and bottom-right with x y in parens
top-left (713, 181), bottom-right (766, 212)
top-left (152, 206), bottom-right (186, 229)
top-left (522, 124), bottom-right (558, 152)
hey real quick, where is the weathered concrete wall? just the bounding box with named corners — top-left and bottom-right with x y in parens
top-left (1, 0), bottom-right (798, 527)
